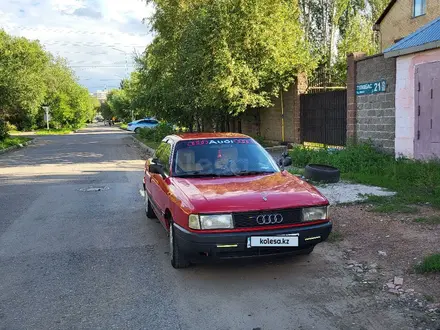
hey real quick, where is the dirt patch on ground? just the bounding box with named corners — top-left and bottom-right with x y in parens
top-left (330, 204), bottom-right (440, 328)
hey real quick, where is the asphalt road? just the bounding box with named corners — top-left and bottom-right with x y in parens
top-left (0, 125), bottom-right (413, 330)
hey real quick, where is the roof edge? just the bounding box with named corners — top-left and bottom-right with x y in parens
top-left (375, 0), bottom-right (397, 26)
top-left (384, 40), bottom-right (440, 58)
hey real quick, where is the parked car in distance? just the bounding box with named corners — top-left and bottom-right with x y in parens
top-left (127, 118), bottom-right (159, 133)
top-left (143, 133), bottom-right (332, 268)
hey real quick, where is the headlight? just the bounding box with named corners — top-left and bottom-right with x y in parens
top-left (302, 206), bottom-right (328, 221)
top-left (188, 214), bottom-right (234, 230)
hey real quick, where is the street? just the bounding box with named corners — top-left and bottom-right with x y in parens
top-left (0, 125), bottom-right (414, 330)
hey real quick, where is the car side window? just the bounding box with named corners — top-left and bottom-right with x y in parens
top-left (154, 140), bottom-right (172, 174)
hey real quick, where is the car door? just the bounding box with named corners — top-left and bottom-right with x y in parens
top-left (137, 120), bottom-right (149, 128)
top-left (149, 139), bottom-right (174, 227)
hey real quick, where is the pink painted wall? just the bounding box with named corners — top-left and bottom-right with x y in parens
top-left (395, 48), bottom-right (440, 158)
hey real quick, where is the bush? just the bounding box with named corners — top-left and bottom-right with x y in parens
top-left (139, 122), bottom-right (175, 142)
top-left (0, 119), bottom-right (9, 140)
top-left (250, 134), bottom-right (266, 146)
top-left (415, 254), bottom-right (440, 273)
top-left (6, 122), bottom-right (17, 132)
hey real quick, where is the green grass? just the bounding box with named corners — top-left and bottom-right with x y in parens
top-left (0, 136), bottom-right (32, 150)
top-left (118, 123), bottom-right (128, 130)
top-left (415, 254), bottom-right (440, 273)
top-left (414, 216), bottom-right (440, 225)
top-left (35, 128), bottom-right (72, 135)
top-left (289, 143), bottom-right (440, 210)
top-left (289, 167), bottom-right (305, 176)
top-left (327, 231), bottom-right (343, 243)
top-left (135, 136), bottom-right (160, 150)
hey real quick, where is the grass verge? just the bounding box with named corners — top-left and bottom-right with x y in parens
top-left (135, 136), bottom-right (160, 150)
top-left (118, 123), bottom-right (128, 130)
top-left (415, 254), bottom-right (440, 273)
top-left (414, 216), bottom-right (440, 225)
top-left (289, 143), bottom-right (440, 210)
top-left (35, 128), bottom-right (72, 135)
top-left (0, 136), bottom-right (32, 150)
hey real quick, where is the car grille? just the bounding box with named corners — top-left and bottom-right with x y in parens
top-left (233, 208), bottom-right (302, 228)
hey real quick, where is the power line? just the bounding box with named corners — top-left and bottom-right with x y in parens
top-left (1, 25), bottom-right (150, 38)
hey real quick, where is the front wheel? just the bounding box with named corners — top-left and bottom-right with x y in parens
top-left (169, 223), bottom-right (190, 269)
top-left (134, 127), bottom-right (141, 134)
top-left (145, 192), bottom-right (156, 219)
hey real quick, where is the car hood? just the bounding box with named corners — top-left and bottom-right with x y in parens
top-left (170, 172), bottom-right (328, 214)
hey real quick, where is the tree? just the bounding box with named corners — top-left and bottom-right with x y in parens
top-left (298, 0), bottom-right (389, 85)
top-left (137, 0), bottom-right (314, 130)
top-left (0, 30), bottom-right (49, 129)
top-left (0, 29), bottom-right (98, 130)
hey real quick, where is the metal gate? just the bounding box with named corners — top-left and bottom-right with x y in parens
top-left (300, 90), bottom-right (347, 146)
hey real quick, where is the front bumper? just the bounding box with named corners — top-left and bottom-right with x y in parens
top-left (173, 222), bottom-right (332, 261)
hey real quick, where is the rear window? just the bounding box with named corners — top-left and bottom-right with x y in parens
top-left (172, 138), bottom-right (278, 177)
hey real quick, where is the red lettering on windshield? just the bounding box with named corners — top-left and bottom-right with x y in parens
top-left (186, 138), bottom-right (253, 147)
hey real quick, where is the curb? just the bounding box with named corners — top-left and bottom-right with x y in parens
top-left (0, 138), bottom-right (34, 155)
top-left (131, 135), bottom-right (156, 154)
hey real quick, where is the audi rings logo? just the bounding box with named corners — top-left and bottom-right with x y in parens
top-left (256, 214), bottom-right (284, 225)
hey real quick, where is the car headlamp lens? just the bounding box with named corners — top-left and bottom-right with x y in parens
top-left (302, 206), bottom-right (328, 221)
top-left (200, 214), bottom-right (233, 229)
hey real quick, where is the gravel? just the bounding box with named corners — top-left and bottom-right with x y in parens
top-left (315, 182), bottom-right (395, 205)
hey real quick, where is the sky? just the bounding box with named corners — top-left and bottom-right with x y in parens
top-left (0, 0), bottom-right (155, 92)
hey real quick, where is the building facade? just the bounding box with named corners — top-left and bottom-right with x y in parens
top-left (374, 0), bottom-right (440, 51)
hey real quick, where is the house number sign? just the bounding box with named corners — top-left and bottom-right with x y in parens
top-left (356, 80), bottom-right (387, 95)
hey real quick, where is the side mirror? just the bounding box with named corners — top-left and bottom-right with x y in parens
top-left (149, 163), bottom-right (166, 178)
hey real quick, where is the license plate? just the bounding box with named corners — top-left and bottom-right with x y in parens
top-left (247, 235), bottom-right (299, 248)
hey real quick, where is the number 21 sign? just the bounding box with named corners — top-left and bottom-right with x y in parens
top-left (356, 80), bottom-right (387, 95)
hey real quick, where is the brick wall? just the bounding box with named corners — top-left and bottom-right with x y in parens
top-left (235, 78), bottom-right (304, 143)
top-left (355, 54), bottom-right (396, 152)
top-left (379, 0), bottom-right (440, 51)
top-left (238, 108), bottom-right (260, 137)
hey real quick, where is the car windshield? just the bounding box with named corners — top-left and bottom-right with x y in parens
top-left (172, 138), bottom-right (279, 177)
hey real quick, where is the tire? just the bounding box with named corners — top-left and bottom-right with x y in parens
top-left (145, 192), bottom-right (156, 219)
top-left (169, 223), bottom-right (190, 269)
top-left (304, 164), bottom-right (340, 183)
top-left (134, 127), bottom-right (141, 134)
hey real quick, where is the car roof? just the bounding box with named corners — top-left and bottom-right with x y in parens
top-left (169, 132), bottom-right (251, 141)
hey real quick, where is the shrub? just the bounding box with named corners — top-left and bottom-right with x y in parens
top-left (0, 119), bottom-right (9, 140)
top-left (250, 134), bottom-right (266, 146)
top-left (139, 122), bottom-right (175, 142)
top-left (153, 122), bottom-right (175, 141)
top-left (6, 122), bottom-right (17, 132)
top-left (415, 254), bottom-right (440, 273)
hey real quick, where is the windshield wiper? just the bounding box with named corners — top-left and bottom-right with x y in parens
top-left (175, 172), bottom-right (220, 178)
top-left (236, 170), bottom-right (276, 176)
